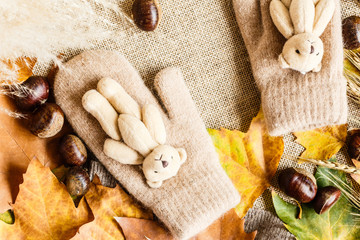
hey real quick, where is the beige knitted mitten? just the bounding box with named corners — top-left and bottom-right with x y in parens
top-left (233, 0), bottom-right (347, 136)
top-left (54, 50), bottom-right (240, 240)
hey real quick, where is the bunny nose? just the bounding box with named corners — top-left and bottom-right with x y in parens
top-left (310, 45), bottom-right (314, 54)
top-left (162, 161), bottom-right (169, 168)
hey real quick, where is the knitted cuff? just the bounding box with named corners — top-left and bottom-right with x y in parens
top-left (245, 208), bottom-right (295, 240)
top-left (261, 72), bottom-right (348, 136)
top-left (142, 159), bottom-right (240, 239)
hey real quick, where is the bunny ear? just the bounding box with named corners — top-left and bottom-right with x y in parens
top-left (270, 0), bottom-right (294, 39)
top-left (312, 0), bottom-right (335, 37)
top-left (289, 0), bottom-right (315, 34)
top-left (118, 114), bottom-right (158, 156)
top-left (142, 104), bottom-right (167, 145)
top-left (281, 0), bottom-right (319, 9)
top-left (281, 0), bottom-right (291, 8)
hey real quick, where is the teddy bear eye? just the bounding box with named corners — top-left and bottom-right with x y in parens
top-left (316, 53), bottom-right (319, 56)
top-left (295, 50), bottom-right (300, 54)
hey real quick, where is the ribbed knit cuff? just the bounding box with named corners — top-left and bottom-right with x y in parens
top-left (261, 72), bottom-right (348, 136)
top-left (148, 158), bottom-right (240, 239)
top-left (245, 208), bottom-right (295, 240)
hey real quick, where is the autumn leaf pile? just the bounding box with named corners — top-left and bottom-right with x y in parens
top-left (0, 158), bottom-right (258, 240)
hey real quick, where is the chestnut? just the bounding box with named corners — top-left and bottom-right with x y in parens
top-left (278, 168), bottom-right (317, 203)
top-left (60, 135), bottom-right (87, 166)
top-left (65, 167), bottom-right (90, 197)
top-left (348, 129), bottom-right (360, 160)
top-left (312, 186), bottom-right (341, 214)
top-left (343, 16), bottom-right (360, 50)
top-left (14, 76), bottom-right (49, 111)
top-left (132, 0), bottom-right (162, 31)
top-left (29, 103), bottom-right (64, 138)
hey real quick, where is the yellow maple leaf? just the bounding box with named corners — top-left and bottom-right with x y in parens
top-left (208, 110), bottom-right (284, 218)
top-left (0, 159), bottom-right (93, 240)
top-left (294, 125), bottom-right (347, 160)
top-left (72, 176), bottom-right (153, 240)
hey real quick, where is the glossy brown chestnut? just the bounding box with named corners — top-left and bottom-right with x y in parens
top-left (14, 76), bottom-right (49, 111)
top-left (312, 186), bottom-right (341, 214)
top-left (60, 135), bottom-right (87, 166)
top-left (278, 168), bottom-right (318, 203)
top-left (348, 129), bottom-right (360, 160)
top-left (29, 103), bottom-right (64, 138)
top-left (343, 16), bottom-right (360, 50)
top-left (132, 0), bottom-right (162, 31)
top-left (66, 167), bottom-right (90, 197)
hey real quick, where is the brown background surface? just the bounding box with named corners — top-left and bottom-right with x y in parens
top-left (34, 0), bottom-right (360, 213)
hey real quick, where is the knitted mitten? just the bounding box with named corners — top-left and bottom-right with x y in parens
top-left (233, 0), bottom-right (347, 136)
top-left (54, 50), bottom-right (240, 239)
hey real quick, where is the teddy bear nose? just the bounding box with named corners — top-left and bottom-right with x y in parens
top-left (162, 161), bottom-right (169, 168)
top-left (310, 45), bottom-right (314, 54)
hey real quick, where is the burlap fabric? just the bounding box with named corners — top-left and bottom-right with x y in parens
top-left (33, 0), bottom-right (360, 238)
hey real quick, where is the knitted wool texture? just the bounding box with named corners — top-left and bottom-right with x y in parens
top-left (233, 0), bottom-right (347, 136)
top-left (53, 50), bottom-right (240, 240)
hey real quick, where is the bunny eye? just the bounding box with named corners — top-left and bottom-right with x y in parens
top-left (295, 50), bottom-right (300, 54)
top-left (316, 53), bottom-right (320, 56)
top-left (171, 156), bottom-right (174, 159)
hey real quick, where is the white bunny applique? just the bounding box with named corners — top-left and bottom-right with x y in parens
top-left (270, 0), bottom-right (335, 74)
top-left (82, 77), bottom-right (187, 188)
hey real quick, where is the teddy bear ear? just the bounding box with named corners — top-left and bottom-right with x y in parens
top-left (147, 180), bottom-right (163, 188)
top-left (176, 148), bottom-right (187, 165)
top-left (278, 54), bottom-right (290, 69)
top-left (312, 62), bottom-right (322, 73)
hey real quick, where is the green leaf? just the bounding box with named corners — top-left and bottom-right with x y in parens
top-left (273, 158), bottom-right (360, 240)
top-left (0, 210), bottom-right (14, 224)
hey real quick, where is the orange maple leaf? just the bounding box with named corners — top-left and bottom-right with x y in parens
top-left (0, 159), bottom-right (93, 240)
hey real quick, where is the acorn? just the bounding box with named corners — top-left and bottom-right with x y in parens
top-left (65, 167), bottom-right (90, 197)
top-left (14, 76), bottom-right (49, 111)
top-left (29, 103), bottom-right (64, 138)
top-left (132, 0), bottom-right (162, 31)
top-left (348, 129), bottom-right (360, 160)
top-left (278, 168), bottom-right (318, 203)
top-left (312, 186), bottom-right (341, 214)
top-left (342, 16), bottom-right (360, 50)
top-left (60, 135), bottom-right (87, 166)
